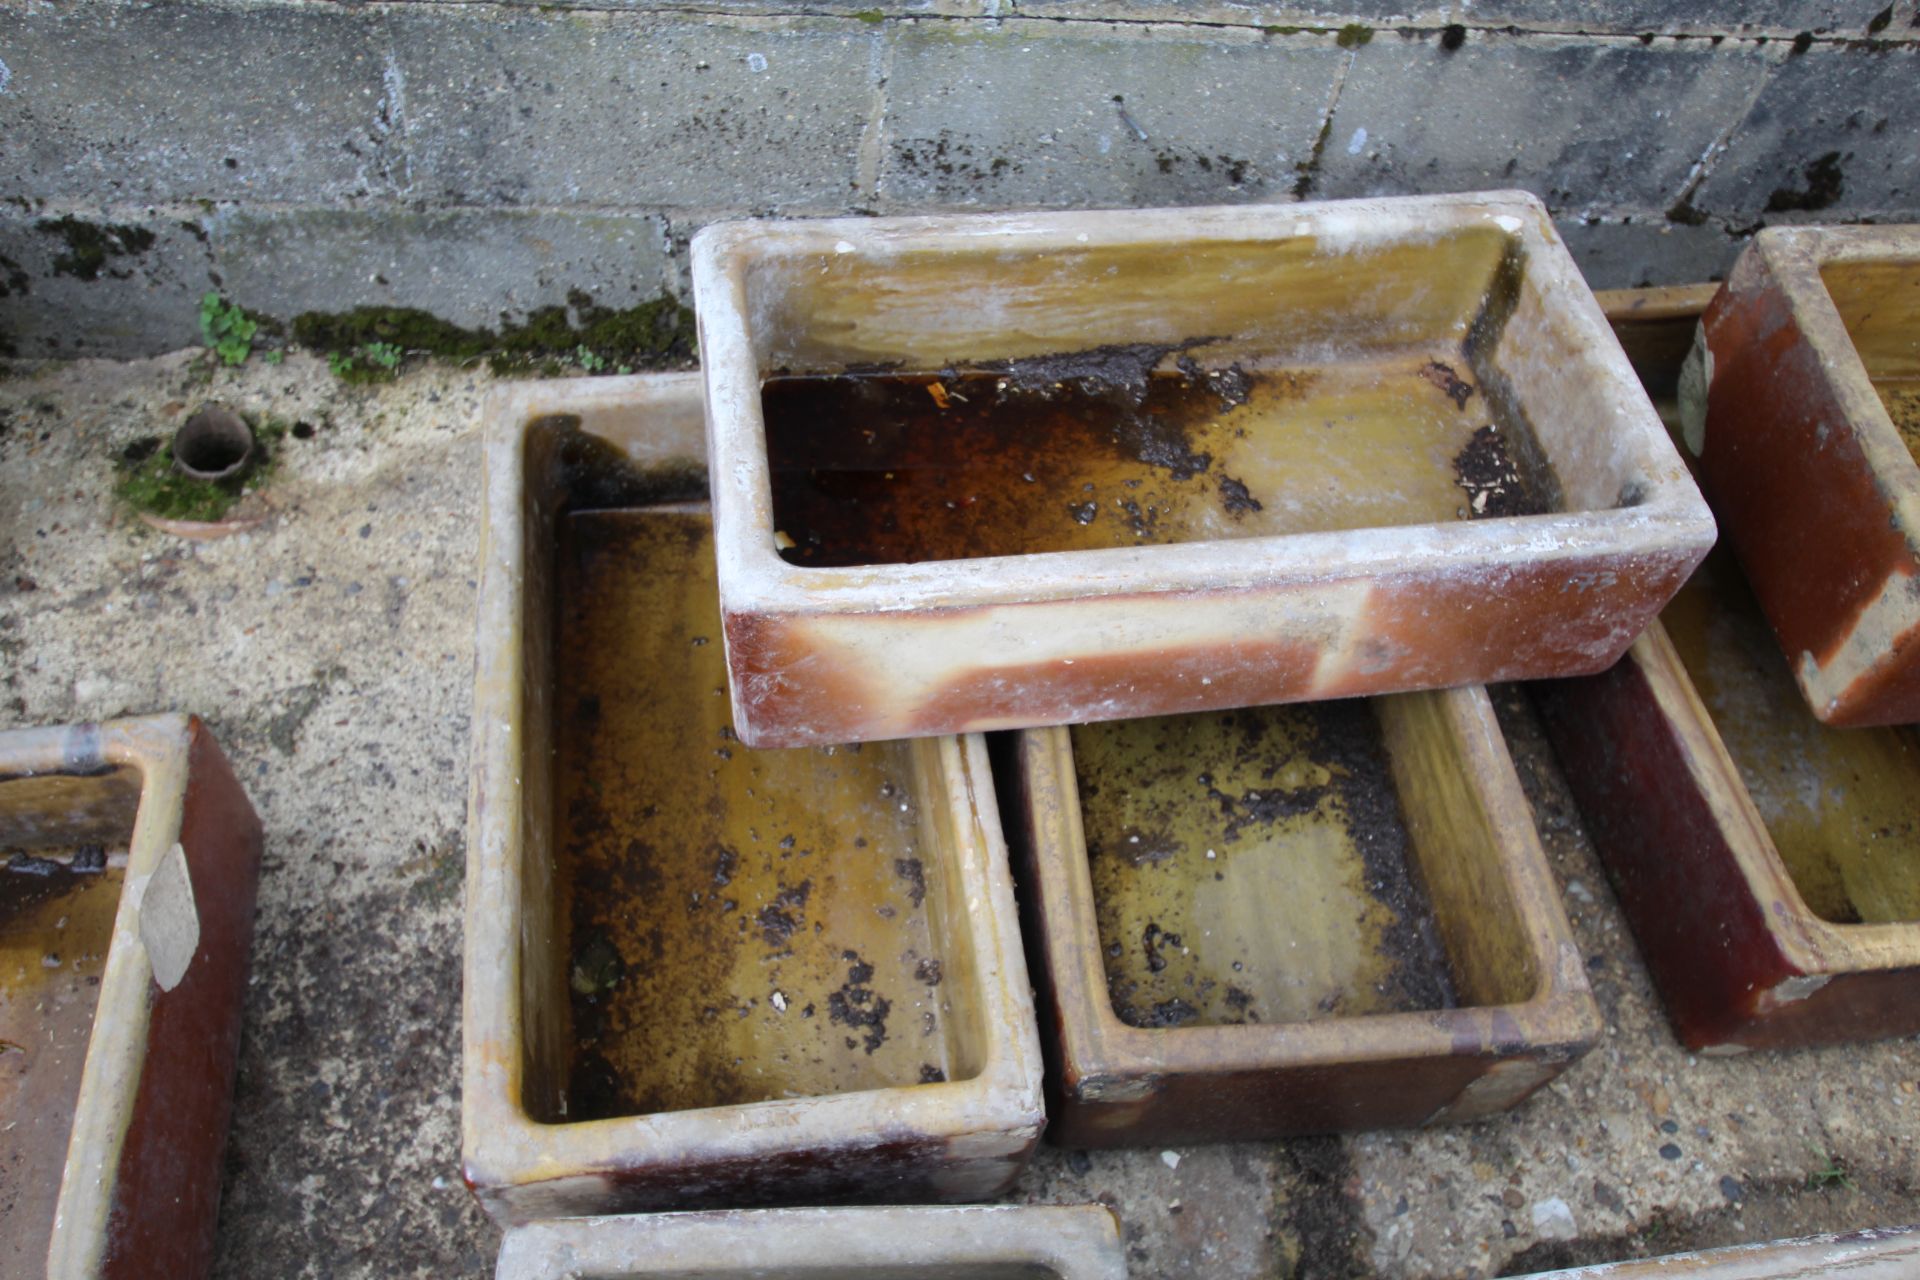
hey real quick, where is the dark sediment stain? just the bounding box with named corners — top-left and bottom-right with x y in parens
top-left (1765, 151), bottom-right (1847, 213)
top-left (549, 506), bottom-right (959, 1122)
top-left (35, 216), bottom-right (156, 282)
top-left (1075, 699), bottom-right (1458, 1030)
top-left (1453, 425), bottom-right (1549, 518)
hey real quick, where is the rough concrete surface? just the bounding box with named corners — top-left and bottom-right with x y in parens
top-left (4, 2), bottom-right (1917, 359)
top-left (3, 350), bottom-right (1919, 1277)
top-left (878, 23), bottom-right (1349, 209)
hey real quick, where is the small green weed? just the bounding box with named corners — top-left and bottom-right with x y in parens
top-left (327, 341), bottom-right (407, 383)
top-left (199, 292), bottom-right (258, 366)
top-left (1807, 1146), bottom-right (1856, 1192)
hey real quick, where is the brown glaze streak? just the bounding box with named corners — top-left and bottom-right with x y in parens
top-left (592, 1132), bottom-right (1004, 1213)
top-left (1534, 653), bottom-right (1800, 1051)
top-left (1700, 287), bottom-right (1920, 722)
top-left (910, 627), bottom-right (1327, 741)
top-left (732, 549), bottom-right (1692, 749)
top-left (1048, 1053), bottom-right (1503, 1150)
top-left (1325, 554), bottom-right (1701, 700)
top-left (105, 721), bottom-right (263, 1279)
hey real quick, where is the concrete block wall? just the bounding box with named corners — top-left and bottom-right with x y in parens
top-left (0, 0), bottom-right (1914, 358)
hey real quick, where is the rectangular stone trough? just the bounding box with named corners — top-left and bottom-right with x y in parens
top-left (1510, 1226), bottom-right (1920, 1279)
top-left (691, 191), bottom-right (1715, 748)
top-left (1005, 686), bottom-right (1599, 1148)
top-left (0, 715), bottom-right (262, 1279)
top-left (1690, 225), bottom-right (1920, 726)
top-left (463, 374), bottom-right (1045, 1226)
top-left (493, 1205), bottom-right (1126, 1280)
top-left (1537, 543), bottom-right (1920, 1052)
top-left (1541, 282), bottom-right (1920, 1053)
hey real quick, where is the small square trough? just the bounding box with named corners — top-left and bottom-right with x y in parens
top-left (0, 715), bottom-right (262, 1278)
top-left (692, 192), bottom-right (1713, 748)
top-left (1690, 225), bottom-right (1920, 726)
top-left (493, 1205), bottom-right (1126, 1280)
top-left (464, 374), bottom-right (1045, 1225)
top-left (1005, 686), bottom-right (1598, 1148)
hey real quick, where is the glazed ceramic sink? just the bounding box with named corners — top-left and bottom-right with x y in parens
top-left (1537, 545), bottom-right (1920, 1052)
top-left (1689, 225), bottom-right (1920, 726)
top-left (691, 191), bottom-right (1714, 748)
top-left (1542, 280), bottom-right (1920, 1052)
top-left (1510, 1226), bottom-right (1919, 1278)
top-left (493, 1205), bottom-right (1127, 1280)
top-left (463, 374), bottom-right (1045, 1225)
top-left (1005, 685), bottom-right (1599, 1147)
top-left (0, 715), bottom-right (262, 1279)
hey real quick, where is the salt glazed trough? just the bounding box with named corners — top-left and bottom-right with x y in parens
top-left (493, 1205), bottom-right (1127, 1280)
top-left (1687, 224), bottom-right (1920, 726)
top-left (0, 715), bottom-right (263, 1279)
top-left (691, 191), bottom-right (1715, 748)
top-left (1509, 1225), bottom-right (1920, 1279)
top-left (1539, 284), bottom-right (1920, 1053)
top-left (1005, 684), bottom-right (1599, 1147)
top-left (463, 373), bottom-right (1045, 1225)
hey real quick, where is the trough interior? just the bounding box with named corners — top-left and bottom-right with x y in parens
top-left (0, 766), bottom-right (139, 1272)
top-left (1662, 547), bottom-right (1920, 925)
top-left (743, 223), bottom-right (1643, 568)
top-left (1819, 259), bottom-right (1920, 457)
top-left (517, 416), bottom-right (985, 1124)
top-left (1067, 694), bottom-right (1537, 1031)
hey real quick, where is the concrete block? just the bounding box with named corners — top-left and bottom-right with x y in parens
top-left (1458, 1), bottom-right (1900, 36)
top-left (0, 210), bottom-right (210, 358)
top-left (877, 24), bottom-right (1347, 210)
top-left (208, 207), bottom-right (678, 335)
top-left (0, 6), bottom-right (386, 205)
top-left (1693, 46), bottom-right (1920, 222)
top-left (1314, 32), bottom-right (1774, 212)
top-left (384, 11), bottom-right (875, 211)
top-left (1554, 216), bottom-right (1744, 289)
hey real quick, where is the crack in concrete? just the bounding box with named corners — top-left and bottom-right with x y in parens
top-left (852, 25), bottom-right (892, 204)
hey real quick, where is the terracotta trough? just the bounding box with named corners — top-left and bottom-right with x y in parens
top-left (493, 1205), bottom-right (1127, 1280)
top-left (0, 715), bottom-right (262, 1279)
top-left (1690, 225), bottom-right (1920, 726)
top-left (692, 191), bottom-right (1714, 748)
top-left (1004, 686), bottom-right (1599, 1148)
top-left (1536, 282), bottom-right (1920, 1052)
top-left (463, 374), bottom-right (1045, 1225)
top-left (1537, 542), bottom-right (1920, 1052)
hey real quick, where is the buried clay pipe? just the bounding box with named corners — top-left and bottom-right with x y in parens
top-left (172, 404), bottom-right (255, 482)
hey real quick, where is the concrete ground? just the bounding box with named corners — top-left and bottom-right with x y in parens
top-left (2, 350), bottom-right (1917, 1278)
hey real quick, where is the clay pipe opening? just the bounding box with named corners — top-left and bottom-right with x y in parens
top-left (172, 405), bottom-right (255, 482)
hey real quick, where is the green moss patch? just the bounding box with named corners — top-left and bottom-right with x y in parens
top-left (37, 216), bottom-right (157, 282)
top-left (115, 418), bottom-right (285, 524)
top-left (291, 289), bottom-right (696, 380)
